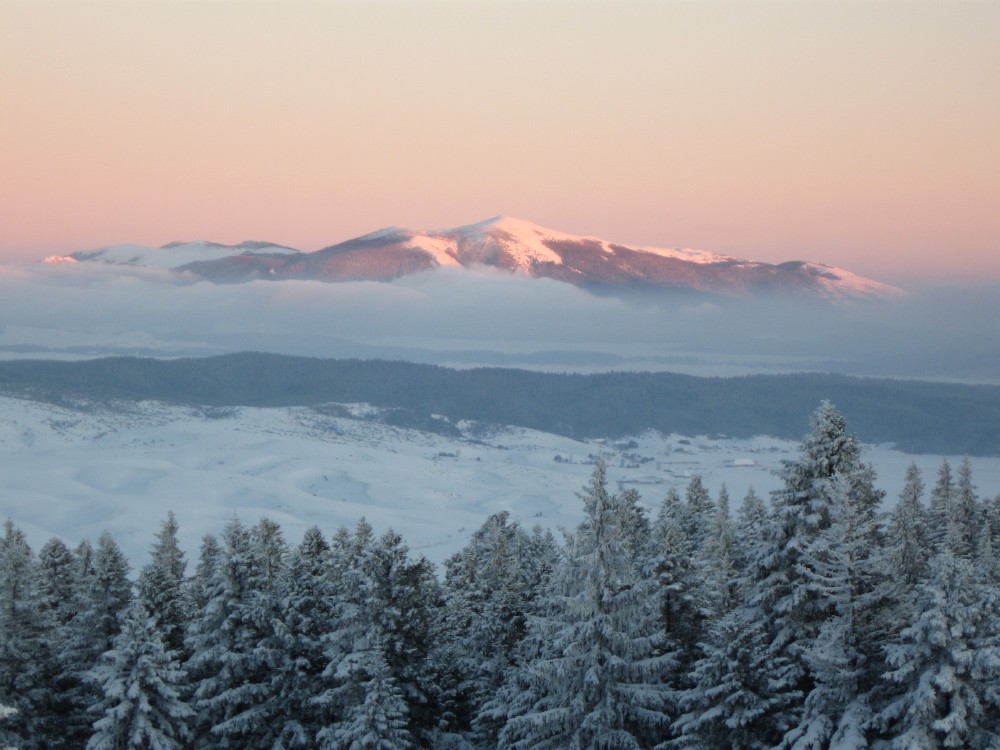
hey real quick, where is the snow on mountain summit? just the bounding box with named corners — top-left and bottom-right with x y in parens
top-left (430, 215), bottom-right (567, 268)
top-left (64, 240), bottom-right (301, 269)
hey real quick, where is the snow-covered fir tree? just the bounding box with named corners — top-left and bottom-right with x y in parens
top-left (0, 521), bottom-right (61, 749)
top-left (186, 518), bottom-right (283, 749)
top-left (496, 460), bottom-right (674, 749)
top-left (358, 529), bottom-right (441, 744)
top-left (730, 487), bottom-right (766, 583)
top-left (673, 489), bottom-right (789, 750)
top-left (137, 512), bottom-right (188, 656)
top-left (650, 486), bottom-right (698, 665)
top-left (36, 537), bottom-right (78, 628)
top-left (270, 526), bottom-right (339, 749)
top-left (950, 457), bottom-right (980, 560)
top-left (86, 600), bottom-right (193, 750)
top-left (889, 463), bottom-right (930, 589)
top-left (68, 531), bottom-right (133, 662)
top-left (700, 485), bottom-right (738, 622)
top-left (186, 534), bottom-right (221, 619)
top-left (672, 600), bottom-right (789, 750)
top-left (682, 476), bottom-right (715, 550)
top-left (782, 470), bottom-right (887, 749)
top-left (254, 516), bottom-right (288, 590)
top-left (750, 401), bottom-right (870, 742)
top-left (319, 643), bottom-right (415, 750)
top-left (442, 512), bottom-right (539, 741)
top-left (316, 520), bottom-right (442, 746)
top-left (681, 401), bottom-right (892, 749)
top-left (928, 460), bottom-right (954, 553)
top-left (315, 520), bottom-right (377, 736)
top-left (878, 547), bottom-right (1000, 748)
top-left (59, 531), bottom-right (133, 747)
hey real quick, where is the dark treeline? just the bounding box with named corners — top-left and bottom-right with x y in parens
top-left (3, 402), bottom-right (1000, 749)
top-left (2, 352), bottom-right (1000, 455)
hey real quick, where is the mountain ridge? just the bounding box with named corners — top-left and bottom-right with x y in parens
top-left (43, 217), bottom-right (902, 302)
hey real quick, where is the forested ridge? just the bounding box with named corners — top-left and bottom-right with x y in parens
top-left (3, 403), bottom-right (1000, 749)
top-left (2, 353), bottom-right (1000, 454)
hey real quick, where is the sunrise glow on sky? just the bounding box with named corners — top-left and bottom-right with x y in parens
top-left (1, 0), bottom-right (998, 283)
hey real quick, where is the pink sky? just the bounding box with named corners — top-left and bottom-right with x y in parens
top-left (1, 0), bottom-right (998, 283)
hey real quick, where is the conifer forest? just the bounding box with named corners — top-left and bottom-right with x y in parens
top-left (3, 402), bottom-right (1000, 749)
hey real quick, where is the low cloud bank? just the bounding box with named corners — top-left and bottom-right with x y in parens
top-left (1, 263), bottom-right (997, 383)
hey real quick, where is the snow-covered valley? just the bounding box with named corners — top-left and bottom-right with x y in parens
top-left (4, 394), bottom-right (998, 569)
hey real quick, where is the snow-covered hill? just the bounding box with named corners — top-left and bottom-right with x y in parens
top-left (2, 394), bottom-right (993, 569)
top-left (44, 240), bottom-right (300, 269)
top-left (42, 217), bottom-right (902, 303)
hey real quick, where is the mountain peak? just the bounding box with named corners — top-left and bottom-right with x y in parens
top-left (436, 215), bottom-right (576, 238)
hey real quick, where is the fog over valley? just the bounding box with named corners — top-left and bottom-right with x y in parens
top-left (2, 261), bottom-right (998, 384)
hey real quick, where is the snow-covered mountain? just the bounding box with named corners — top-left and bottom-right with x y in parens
top-left (44, 217), bottom-right (902, 302)
top-left (44, 239), bottom-right (300, 269)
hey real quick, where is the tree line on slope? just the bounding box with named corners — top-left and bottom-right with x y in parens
top-left (3, 402), bottom-right (1000, 749)
top-left (2, 353), bottom-right (1000, 454)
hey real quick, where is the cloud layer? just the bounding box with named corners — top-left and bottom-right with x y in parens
top-left (2, 263), bottom-right (998, 383)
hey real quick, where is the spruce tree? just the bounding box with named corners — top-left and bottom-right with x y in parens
top-left (0, 521), bottom-right (60, 749)
top-left (928, 460), bottom-right (954, 552)
top-left (950, 457), bottom-right (980, 560)
top-left (496, 461), bottom-right (674, 749)
top-left (36, 537), bottom-right (78, 627)
top-left (443, 513), bottom-right (533, 738)
top-left (86, 601), bottom-right (193, 750)
top-left (186, 533), bottom-right (221, 618)
top-left (683, 475), bottom-right (716, 554)
top-left (783, 473), bottom-right (880, 749)
top-left (317, 519), bottom-right (442, 744)
top-left (686, 402), bottom-right (884, 748)
top-left (651, 487), bottom-right (698, 662)
top-left (672, 603), bottom-right (788, 750)
top-left (315, 519), bottom-right (378, 738)
top-left (319, 644), bottom-right (415, 750)
top-left (60, 531), bottom-right (133, 747)
top-left (359, 529), bottom-right (440, 744)
top-left (701, 485), bottom-right (738, 621)
top-left (889, 463), bottom-right (930, 589)
top-left (186, 518), bottom-right (281, 749)
top-left (733, 487), bottom-right (767, 578)
top-left (271, 526), bottom-right (339, 749)
top-left (878, 548), bottom-right (1000, 748)
top-left (137, 512), bottom-right (188, 656)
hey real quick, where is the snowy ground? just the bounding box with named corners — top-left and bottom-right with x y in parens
top-left (2, 394), bottom-right (999, 571)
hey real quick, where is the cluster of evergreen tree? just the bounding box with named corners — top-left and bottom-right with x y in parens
top-left (2, 401), bottom-right (1000, 749)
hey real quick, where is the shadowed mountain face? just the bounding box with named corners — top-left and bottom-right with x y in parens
top-left (58, 216), bottom-right (902, 302)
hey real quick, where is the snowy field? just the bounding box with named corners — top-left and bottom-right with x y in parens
top-left (3, 393), bottom-right (999, 570)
